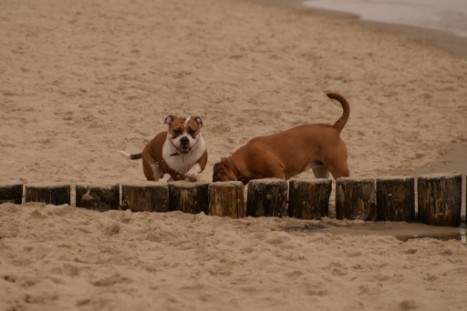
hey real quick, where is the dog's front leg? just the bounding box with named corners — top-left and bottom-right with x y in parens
top-left (186, 150), bottom-right (207, 181)
top-left (186, 163), bottom-right (202, 181)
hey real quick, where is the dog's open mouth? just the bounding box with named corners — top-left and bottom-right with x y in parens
top-left (178, 145), bottom-right (191, 154)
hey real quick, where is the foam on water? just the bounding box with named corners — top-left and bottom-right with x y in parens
top-left (303, 0), bottom-right (467, 38)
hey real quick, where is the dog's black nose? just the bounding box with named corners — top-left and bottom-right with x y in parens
top-left (180, 136), bottom-right (189, 145)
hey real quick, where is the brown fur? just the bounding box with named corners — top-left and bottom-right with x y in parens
top-left (121, 115), bottom-right (207, 181)
top-left (213, 92), bottom-right (350, 184)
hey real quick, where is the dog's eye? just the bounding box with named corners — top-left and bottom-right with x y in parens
top-left (173, 129), bottom-right (182, 137)
top-left (188, 129), bottom-right (196, 137)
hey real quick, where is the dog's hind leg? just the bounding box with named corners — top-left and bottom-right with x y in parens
top-left (326, 160), bottom-right (350, 179)
top-left (323, 142), bottom-right (350, 179)
top-left (142, 158), bottom-right (163, 181)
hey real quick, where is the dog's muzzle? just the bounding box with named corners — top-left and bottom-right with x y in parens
top-left (179, 136), bottom-right (191, 154)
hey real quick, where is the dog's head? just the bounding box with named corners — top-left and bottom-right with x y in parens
top-left (164, 115), bottom-right (203, 155)
top-left (212, 157), bottom-right (238, 182)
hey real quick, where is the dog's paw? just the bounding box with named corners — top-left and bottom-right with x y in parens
top-left (185, 164), bottom-right (202, 182)
top-left (185, 173), bottom-right (198, 182)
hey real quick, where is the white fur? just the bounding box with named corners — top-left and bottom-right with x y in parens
top-left (186, 163), bottom-right (202, 181)
top-left (184, 116), bottom-right (191, 127)
top-left (118, 150), bottom-right (132, 159)
top-left (162, 135), bottom-right (206, 175)
top-left (172, 135), bottom-right (189, 149)
top-left (151, 162), bottom-right (164, 181)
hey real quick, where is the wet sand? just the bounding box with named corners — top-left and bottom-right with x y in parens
top-left (303, 0), bottom-right (467, 38)
top-left (256, 0), bottom-right (467, 58)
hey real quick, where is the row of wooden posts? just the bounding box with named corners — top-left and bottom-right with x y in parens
top-left (0, 173), bottom-right (465, 227)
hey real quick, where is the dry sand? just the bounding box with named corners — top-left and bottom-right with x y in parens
top-left (1, 0), bottom-right (467, 310)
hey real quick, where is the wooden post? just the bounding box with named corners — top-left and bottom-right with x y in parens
top-left (0, 183), bottom-right (23, 204)
top-left (246, 179), bottom-right (288, 217)
top-left (417, 173), bottom-right (462, 227)
top-left (288, 179), bottom-right (332, 219)
top-left (121, 183), bottom-right (169, 212)
top-left (208, 181), bottom-right (245, 218)
top-left (25, 184), bottom-right (71, 205)
top-left (376, 176), bottom-right (415, 222)
top-left (168, 181), bottom-right (209, 214)
top-left (76, 184), bottom-right (119, 212)
top-left (336, 178), bottom-right (376, 221)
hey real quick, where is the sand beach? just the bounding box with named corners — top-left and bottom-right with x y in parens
top-left (1, 0), bottom-right (466, 310)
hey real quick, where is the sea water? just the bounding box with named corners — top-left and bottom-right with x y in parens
top-left (303, 0), bottom-right (467, 38)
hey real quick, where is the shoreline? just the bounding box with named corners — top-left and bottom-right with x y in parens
top-left (251, 0), bottom-right (467, 60)
top-left (251, 0), bottom-right (467, 180)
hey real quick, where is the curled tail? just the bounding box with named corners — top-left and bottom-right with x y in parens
top-left (118, 150), bottom-right (142, 160)
top-left (327, 92), bottom-right (350, 133)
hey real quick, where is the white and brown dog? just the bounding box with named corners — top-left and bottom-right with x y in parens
top-left (120, 115), bottom-right (207, 181)
top-left (213, 93), bottom-right (350, 184)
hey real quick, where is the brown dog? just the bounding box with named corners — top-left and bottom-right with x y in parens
top-left (213, 93), bottom-right (350, 184)
top-left (120, 115), bottom-right (207, 181)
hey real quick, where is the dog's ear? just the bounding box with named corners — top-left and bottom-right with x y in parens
top-left (213, 159), bottom-right (227, 182)
top-left (164, 115), bottom-right (176, 125)
top-left (213, 158), bottom-right (238, 182)
top-left (220, 157), bottom-right (229, 166)
top-left (212, 161), bottom-right (223, 182)
top-left (193, 116), bottom-right (203, 127)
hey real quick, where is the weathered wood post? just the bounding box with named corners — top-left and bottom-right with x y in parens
top-left (208, 181), bottom-right (245, 218)
top-left (246, 179), bottom-right (288, 217)
top-left (417, 173), bottom-right (462, 227)
top-left (168, 181), bottom-right (209, 214)
top-left (0, 183), bottom-right (23, 204)
top-left (288, 179), bottom-right (332, 219)
top-left (336, 178), bottom-right (376, 220)
top-left (376, 176), bottom-right (415, 222)
top-left (121, 183), bottom-right (169, 212)
top-left (25, 184), bottom-right (71, 205)
top-left (76, 184), bottom-right (120, 211)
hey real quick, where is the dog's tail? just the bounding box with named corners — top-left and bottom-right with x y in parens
top-left (118, 150), bottom-right (142, 160)
top-left (327, 92), bottom-right (350, 133)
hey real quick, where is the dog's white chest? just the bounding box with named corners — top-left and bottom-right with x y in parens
top-left (162, 137), bottom-right (206, 173)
